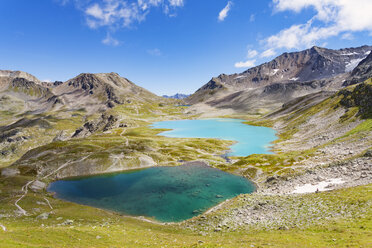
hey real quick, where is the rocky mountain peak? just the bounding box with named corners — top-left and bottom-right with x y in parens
top-left (67, 73), bottom-right (101, 93)
top-left (187, 45), bottom-right (372, 112)
top-left (0, 69), bottom-right (163, 116)
top-left (200, 45), bottom-right (371, 89)
top-left (310, 45), bottom-right (322, 52)
top-left (55, 73), bottom-right (123, 108)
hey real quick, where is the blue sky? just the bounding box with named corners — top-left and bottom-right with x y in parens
top-left (0, 0), bottom-right (371, 95)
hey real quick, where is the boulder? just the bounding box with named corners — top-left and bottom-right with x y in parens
top-left (36, 212), bottom-right (50, 220)
top-left (61, 219), bottom-right (74, 225)
top-left (53, 131), bottom-right (69, 142)
top-left (364, 149), bottom-right (372, 158)
top-left (30, 180), bottom-right (46, 192)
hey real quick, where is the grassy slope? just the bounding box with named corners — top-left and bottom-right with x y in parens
top-left (220, 80), bottom-right (372, 183)
top-left (9, 101), bottom-right (233, 178)
top-left (0, 177), bottom-right (371, 247)
top-left (1, 80), bottom-right (372, 247)
top-left (0, 110), bottom-right (87, 168)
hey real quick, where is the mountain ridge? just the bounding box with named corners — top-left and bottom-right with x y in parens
top-left (162, 93), bottom-right (190, 99)
top-left (0, 70), bottom-right (162, 114)
top-left (186, 45), bottom-right (372, 114)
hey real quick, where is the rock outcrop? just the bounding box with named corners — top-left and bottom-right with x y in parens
top-left (72, 114), bottom-right (119, 138)
top-left (9, 78), bottom-right (54, 99)
top-left (339, 79), bottom-right (372, 118)
top-left (29, 180), bottom-right (47, 192)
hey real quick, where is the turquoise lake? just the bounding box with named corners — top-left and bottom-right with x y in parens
top-left (151, 118), bottom-right (277, 157)
top-left (48, 164), bottom-right (255, 222)
top-left (48, 118), bottom-right (274, 222)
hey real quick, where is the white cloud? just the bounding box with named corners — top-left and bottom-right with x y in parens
top-left (59, 0), bottom-right (185, 36)
top-left (147, 48), bottom-right (162, 56)
top-left (86, 4), bottom-right (104, 19)
top-left (84, 1), bottom-right (145, 29)
top-left (55, 0), bottom-right (185, 46)
top-left (341, 32), bottom-right (354, 40)
top-left (247, 49), bottom-right (258, 58)
top-left (218, 1), bottom-right (233, 22)
top-left (260, 48), bottom-right (276, 58)
top-left (235, 60), bottom-right (256, 68)
top-left (102, 33), bottom-right (120, 46)
top-left (234, 48), bottom-right (258, 69)
top-left (168, 0), bottom-right (184, 7)
top-left (264, 0), bottom-right (372, 52)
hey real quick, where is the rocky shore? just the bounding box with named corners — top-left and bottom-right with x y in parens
top-left (261, 153), bottom-right (372, 195)
top-left (183, 152), bottom-right (371, 232)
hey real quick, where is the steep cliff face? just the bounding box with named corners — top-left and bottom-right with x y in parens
top-left (344, 51), bottom-right (372, 86)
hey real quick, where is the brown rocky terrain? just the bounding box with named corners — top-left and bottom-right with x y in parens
top-left (0, 71), bottom-right (163, 115)
top-left (0, 70), bottom-right (169, 168)
top-left (187, 45), bottom-right (372, 114)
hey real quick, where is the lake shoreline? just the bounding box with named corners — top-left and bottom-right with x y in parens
top-left (48, 161), bottom-right (256, 223)
top-left (151, 118), bottom-right (277, 157)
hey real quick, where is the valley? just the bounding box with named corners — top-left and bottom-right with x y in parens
top-left (0, 45), bottom-right (371, 247)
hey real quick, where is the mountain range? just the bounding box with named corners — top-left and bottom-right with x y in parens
top-left (1, 45), bottom-right (370, 117)
top-left (186, 45), bottom-right (372, 114)
top-left (0, 45), bottom-right (371, 247)
top-left (0, 71), bottom-right (163, 116)
top-left (162, 93), bottom-right (190, 99)
top-left (1, 44), bottom-right (370, 170)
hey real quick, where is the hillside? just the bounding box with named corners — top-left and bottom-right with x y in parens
top-left (0, 71), bottom-right (174, 168)
top-left (187, 45), bottom-right (372, 114)
top-left (1, 74), bottom-right (371, 247)
top-left (0, 53), bottom-right (371, 247)
top-left (0, 71), bottom-right (163, 116)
